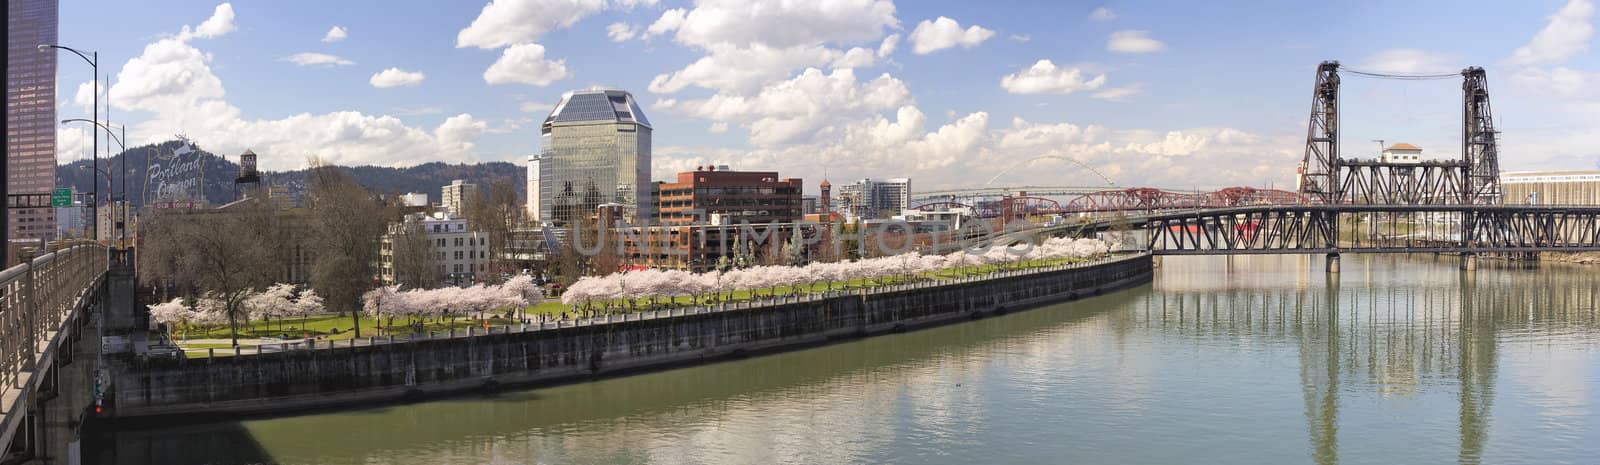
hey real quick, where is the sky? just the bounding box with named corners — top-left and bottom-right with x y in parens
top-left (51, 0), bottom-right (1600, 193)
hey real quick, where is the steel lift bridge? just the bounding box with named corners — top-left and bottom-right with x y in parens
top-left (965, 62), bottom-right (1600, 270)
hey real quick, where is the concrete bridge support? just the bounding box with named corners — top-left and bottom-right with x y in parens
top-left (1460, 253), bottom-right (1478, 271)
top-left (1325, 253), bottom-right (1341, 273)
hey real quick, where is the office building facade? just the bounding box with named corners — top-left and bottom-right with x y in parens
top-left (538, 89), bottom-right (652, 224)
top-left (7, 0), bottom-right (59, 245)
top-left (656, 166), bottom-right (803, 226)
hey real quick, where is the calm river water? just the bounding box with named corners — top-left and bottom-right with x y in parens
top-left (93, 255), bottom-right (1600, 465)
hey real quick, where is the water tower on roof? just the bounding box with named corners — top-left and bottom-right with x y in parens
top-left (235, 149), bottom-right (262, 200)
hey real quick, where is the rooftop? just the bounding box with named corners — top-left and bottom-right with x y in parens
top-left (543, 89), bottom-right (651, 129)
top-left (1386, 143), bottom-right (1422, 151)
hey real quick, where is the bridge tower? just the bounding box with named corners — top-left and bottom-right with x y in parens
top-left (1298, 61), bottom-right (1341, 205)
top-left (1461, 68), bottom-right (1501, 205)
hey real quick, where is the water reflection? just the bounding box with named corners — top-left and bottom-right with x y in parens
top-left (90, 255), bottom-right (1600, 465)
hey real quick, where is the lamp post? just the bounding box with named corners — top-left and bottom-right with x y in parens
top-left (61, 119), bottom-right (126, 250)
top-left (39, 44), bottom-right (97, 245)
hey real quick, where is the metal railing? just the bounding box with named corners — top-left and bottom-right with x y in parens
top-left (0, 244), bottom-right (106, 390)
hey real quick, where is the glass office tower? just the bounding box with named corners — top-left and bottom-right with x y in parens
top-left (539, 89), bottom-right (652, 224)
top-left (7, 0), bottom-right (59, 244)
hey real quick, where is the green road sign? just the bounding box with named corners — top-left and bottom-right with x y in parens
top-left (50, 188), bottom-right (72, 207)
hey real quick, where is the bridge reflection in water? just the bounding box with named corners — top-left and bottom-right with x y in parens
top-left (1153, 255), bottom-right (1598, 465)
top-left (90, 255), bottom-right (1600, 465)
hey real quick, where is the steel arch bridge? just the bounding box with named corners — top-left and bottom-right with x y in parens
top-left (912, 186), bottom-right (1314, 218)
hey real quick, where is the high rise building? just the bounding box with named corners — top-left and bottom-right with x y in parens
top-left (7, 0), bottom-right (59, 246)
top-left (538, 89), bottom-right (652, 224)
top-left (441, 179), bottom-right (477, 215)
top-left (837, 178), bottom-right (912, 219)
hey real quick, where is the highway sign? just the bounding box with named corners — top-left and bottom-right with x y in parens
top-left (50, 188), bottom-right (72, 207)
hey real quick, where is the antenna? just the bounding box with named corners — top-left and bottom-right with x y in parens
top-left (1372, 139), bottom-right (1384, 155)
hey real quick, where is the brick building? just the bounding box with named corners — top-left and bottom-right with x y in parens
top-left (656, 166), bottom-right (803, 226)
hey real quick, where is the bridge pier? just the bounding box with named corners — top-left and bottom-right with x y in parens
top-left (1325, 253), bottom-right (1341, 273)
top-left (1460, 253), bottom-right (1478, 271)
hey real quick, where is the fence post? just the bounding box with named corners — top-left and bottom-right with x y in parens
top-left (18, 251), bottom-right (36, 373)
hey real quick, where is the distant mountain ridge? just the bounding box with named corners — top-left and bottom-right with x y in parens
top-left (56, 140), bottom-right (524, 208)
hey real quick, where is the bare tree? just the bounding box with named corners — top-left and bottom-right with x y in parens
top-left (304, 163), bottom-right (388, 338)
top-left (389, 219), bottom-right (441, 289)
top-left (466, 178), bottom-right (525, 283)
top-left (142, 199), bottom-right (281, 346)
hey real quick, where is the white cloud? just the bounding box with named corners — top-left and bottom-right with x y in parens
top-left (1107, 30), bottom-right (1165, 53)
top-left (105, 16), bottom-right (489, 170)
top-left (55, 125), bottom-right (93, 162)
top-left (282, 52), bottom-right (354, 67)
top-left (643, 0), bottom-right (900, 97)
top-left (1360, 48), bottom-right (1454, 74)
top-left (877, 34), bottom-right (900, 58)
top-left (1000, 60), bottom-right (1108, 94)
top-left (999, 117), bottom-right (1105, 149)
top-left (654, 67), bottom-right (911, 146)
top-left (1117, 130), bottom-right (1210, 157)
top-left (659, 116), bottom-right (1297, 190)
top-left (908, 16), bottom-right (995, 54)
top-left (1507, 0), bottom-right (1594, 65)
top-left (369, 68), bottom-right (426, 88)
top-left (177, 3), bottom-right (236, 41)
top-left (659, 0), bottom-right (898, 49)
top-left (322, 25), bottom-right (348, 43)
top-left (832, 47), bottom-right (877, 69)
top-left (648, 43), bottom-right (846, 94)
top-left (393, 105), bottom-right (444, 116)
top-left (456, 0), bottom-right (609, 49)
top-left (1009, 34), bottom-right (1031, 42)
top-left (483, 43), bottom-right (570, 86)
top-left (1511, 66), bottom-right (1592, 96)
top-left (108, 38), bottom-right (226, 112)
top-left (1092, 86), bottom-right (1140, 101)
top-left (1089, 6), bottom-right (1116, 21)
top-left (708, 121), bottom-right (729, 133)
top-left (72, 81), bottom-right (98, 113)
top-left (436, 114), bottom-right (489, 149)
top-left (645, 8), bottom-right (687, 38)
top-left (607, 22), bottom-right (640, 42)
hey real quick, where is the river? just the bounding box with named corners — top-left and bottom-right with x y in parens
top-left (90, 254), bottom-right (1600, 465)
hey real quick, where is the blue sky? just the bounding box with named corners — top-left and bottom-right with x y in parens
top-left (53, 0), bottom-right (1600, 191)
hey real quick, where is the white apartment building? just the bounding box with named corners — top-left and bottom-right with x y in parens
top-left (527, 154), bottom-right (542, 222)
top-left (378, 211), bottom-right (490, 286)
top-left (837, 177), bottom-right (912, 219)
top-left (441, 179), bottom-right (478, 216)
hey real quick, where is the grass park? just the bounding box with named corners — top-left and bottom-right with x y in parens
top-left (165, 255), bottom-right (1099, 357)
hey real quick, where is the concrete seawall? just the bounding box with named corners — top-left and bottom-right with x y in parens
top-left (107, 254), bottom-right (1154, 421)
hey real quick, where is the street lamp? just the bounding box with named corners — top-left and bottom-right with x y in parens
top-left (61, 118), bottom-right (126, 250)
top-left (40, 44), bottom-right (98, 244)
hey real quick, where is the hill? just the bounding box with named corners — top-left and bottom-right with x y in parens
top-left (55, 140), bottom-right (525, 208)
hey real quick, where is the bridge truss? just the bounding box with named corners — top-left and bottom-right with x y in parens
top-left (1295, 62), bottom-right (1503, 207)
top-left (1140, 205), bottom-right (1600, 255)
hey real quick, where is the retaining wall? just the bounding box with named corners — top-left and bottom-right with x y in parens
top-left (108, 254), bottom-right (1153, 420)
